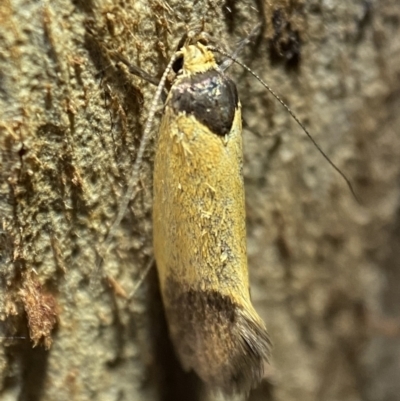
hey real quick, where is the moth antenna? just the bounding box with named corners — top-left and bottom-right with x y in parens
top-left (0, 337), bottom-right (26, 339)
top-left (128, 257), bottom-right (154, 299)
top-left (94, 51), bottom-right (182, 277)
top-left (211, 46), bottom-right (359, 203)
top-left (220, 23), bottom-right (262, 71)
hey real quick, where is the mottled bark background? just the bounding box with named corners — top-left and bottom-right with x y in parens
top-left (1, 0), bottom-right (399, 400)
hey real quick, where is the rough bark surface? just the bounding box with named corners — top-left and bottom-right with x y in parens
top-left (0, 1), bottom-right (399, 401)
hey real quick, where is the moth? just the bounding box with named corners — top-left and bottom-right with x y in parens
top-left (106, 25), bottom-right (356, 395)
top-left (152, 31), bottom-right (271, 394)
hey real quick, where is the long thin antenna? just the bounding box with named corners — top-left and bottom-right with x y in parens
top-left (94, 51), bottom-right (182, 277)
top-left (128, 257), bottom-right (154, 299)
top-left (211, 46), bottom-right (359, 202)
top-left (220, 23), bottom-right (262, 71)
top-left (0, 337), bottom-right (26, 339)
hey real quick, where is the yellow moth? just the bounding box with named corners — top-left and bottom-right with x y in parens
top-left (152, 32), bottom-right (270, 394)
top-left (107, 26), bottom-right (356, 395)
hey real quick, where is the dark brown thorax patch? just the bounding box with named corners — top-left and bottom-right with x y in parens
top-left (169, 69), bottom-right (238, 136)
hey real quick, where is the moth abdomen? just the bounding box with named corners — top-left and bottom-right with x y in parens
top-left (164, 282), bottom-right (270, 394)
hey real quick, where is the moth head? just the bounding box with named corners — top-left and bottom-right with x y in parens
top-left (172, 32), bottom-right (217, 75)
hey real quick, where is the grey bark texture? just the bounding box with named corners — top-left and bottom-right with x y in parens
top-left (1, 0), bottom-right (400, 400)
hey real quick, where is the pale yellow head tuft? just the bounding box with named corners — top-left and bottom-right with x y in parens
top-left (180, 42), bottom-right (217, 74)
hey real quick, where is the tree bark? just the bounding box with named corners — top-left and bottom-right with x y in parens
top-left (1, 0), bottom-right (400, 400)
